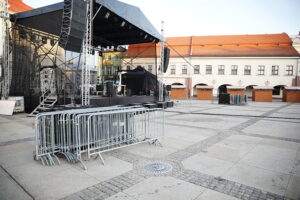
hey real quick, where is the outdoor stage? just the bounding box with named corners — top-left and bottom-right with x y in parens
top-left (59, 95), bottom-right (156, 107)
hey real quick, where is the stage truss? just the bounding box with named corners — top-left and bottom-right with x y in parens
top-left (0, 0), bottom-right (9, 99)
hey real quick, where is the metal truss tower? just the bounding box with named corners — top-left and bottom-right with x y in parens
top-left (0, 0), bottom-right (10, 99)
top-left (81, 0), bottom-right (93, 106)
top-left (158, 21), bottom-right (165, 102)
top-left (59, 0), bottom-right (72, 49)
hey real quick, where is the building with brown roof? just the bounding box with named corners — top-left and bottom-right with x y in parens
top-left (123, 33), bottom-right (300, 97)
top-left (7, 0), bottom-right (32, 13)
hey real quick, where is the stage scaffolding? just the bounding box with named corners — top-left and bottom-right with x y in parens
top-left (0, 0), bottom-right (9, 99)
top-left (9, 24), bottom-right (81, 112)
top-left (5, 0), bottom-right (163, 113)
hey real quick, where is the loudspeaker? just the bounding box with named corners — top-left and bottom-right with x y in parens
top-left (125, 89), bottom-right (132, 96)
top-left (163, 47), bottom-right (170, 73)
top-left (59, 0), bottom-right (87, 52)
top-left (106, 81), bottom-right (115, 97)
top-left (167, 101), bottom-right (174, 107)
top-left (96, 84), bottom-right (104, 91)
top-left (218, 93), bottom-right (230, 104)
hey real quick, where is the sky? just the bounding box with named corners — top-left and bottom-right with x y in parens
top-left (23, 0), bottom-right (300, 37)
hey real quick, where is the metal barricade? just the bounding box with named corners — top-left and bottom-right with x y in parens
top-left (35, 106), bottom-right (164, 169)
top-left (86, 108), bottom-right (164, 164)
top-left (229, 94), bottom-right (248, 105)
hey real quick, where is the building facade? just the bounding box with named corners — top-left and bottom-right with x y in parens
top-left (290, 33), bottom-right (300, 54)
top-left (124, 33), bottom-right (300, 97)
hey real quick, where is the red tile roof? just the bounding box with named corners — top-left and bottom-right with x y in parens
top-left (123, 43), bottom-right (157, 58)
top-left (8, 0), bottom-right (32, 13)
top-left (125, 33), bottom-right (299, 57)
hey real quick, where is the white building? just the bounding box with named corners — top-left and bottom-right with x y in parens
top-left (291, 33), bottom-right (300, 53)
top-left (124, 33), bottom-right (300, 97)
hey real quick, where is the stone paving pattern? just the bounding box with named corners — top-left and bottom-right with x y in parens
top-left (0, 101), bottom-right (300, 200)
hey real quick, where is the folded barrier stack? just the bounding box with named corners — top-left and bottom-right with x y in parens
top-left (229, 94), bottom-right (248, 105)
top-left (35, 106), bottom-right (164, 169)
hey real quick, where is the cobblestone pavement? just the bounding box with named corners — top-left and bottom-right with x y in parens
top-left (63, 103), bottom-right (298, 200)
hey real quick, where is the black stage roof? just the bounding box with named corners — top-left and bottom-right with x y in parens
top-left (13, 0), bottom-right (161, 52)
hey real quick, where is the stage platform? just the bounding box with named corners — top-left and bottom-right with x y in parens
top-left (90, 95), bottom-right (156, 107)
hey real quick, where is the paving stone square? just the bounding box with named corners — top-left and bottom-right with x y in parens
top-left (0, 101), bottom-right (300, 200)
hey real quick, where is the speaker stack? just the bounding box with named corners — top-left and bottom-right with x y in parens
top-left (163, 47), bottom-right (170, 73)
top-left (59, 0), bottom-right (87, 52)
top-left (106, 81), bottom-right (115, 97)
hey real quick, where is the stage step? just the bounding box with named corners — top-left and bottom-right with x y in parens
top-left (143, 103), bottom-right (157, 108)
top-left (28, 95), bottom-right (57, 117)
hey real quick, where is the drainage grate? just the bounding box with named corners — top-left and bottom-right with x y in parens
top-left (144, 162), bottom-right (173, 175)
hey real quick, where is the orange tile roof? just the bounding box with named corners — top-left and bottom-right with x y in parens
top-left (123, 43), bottom-right (158, 58)
top-left (125, 33), bottom-right (299, 57)
top-left (8, 0), bottom-right (32, 13)
top-left (190, 33), bottom-right (293, 45)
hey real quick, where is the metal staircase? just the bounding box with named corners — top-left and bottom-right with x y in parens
top-left (28, 91), bottom-right (57, 117)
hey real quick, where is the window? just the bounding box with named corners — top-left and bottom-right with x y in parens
top-left (182, 65), bottom-right (187, 74)
top-left (272, 65), bottom-right (279, 75)
top-left (244, 65), bottom-right (251, 75)
top-left (231, 65), bottom-right (238, 75)
top-left (148, 65), bottom-right (153, 73)
top-left (170, 65), bottom-right (176, 74)
top-left (194, 65), bottom-right (200, 74)
top-left (218, 65), bottom-right (225, 75)
top-left (206, 65), bottom-right (212, 74)
top-left (258, 65), bottom-right (265, 75)
top-left (286, 65), bottom-right (293, 76)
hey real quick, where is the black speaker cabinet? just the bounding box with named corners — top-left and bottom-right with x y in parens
top-left (96, 84), bottom-right (104, 91)
top-left (219, 93), bottom-right (230, 104)
top-left (106, 81), bottom-right (115, 97)
top-left (163, 47), bottom-right (170, 73)
top-left (60, 0), bottom-right (87, 52)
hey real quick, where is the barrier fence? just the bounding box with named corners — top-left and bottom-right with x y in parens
top-left (229, 94), bottom-right (248, 105)
top-left (35, 106), bottom-right (164, 169)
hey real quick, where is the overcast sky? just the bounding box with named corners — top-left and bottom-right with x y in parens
top-left (23, 0), bottom-right (300, 37)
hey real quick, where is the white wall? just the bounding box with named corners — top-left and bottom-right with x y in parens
top-left (124, 57), bottom-right (300, 96)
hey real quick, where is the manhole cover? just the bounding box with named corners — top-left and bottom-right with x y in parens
top-left (144, 162), bottom-right (173, 175)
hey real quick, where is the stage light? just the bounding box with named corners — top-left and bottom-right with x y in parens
top-left (42, 36), bottom-right (48, 44)
top-left (144, 34), bottom-right (148, 39)
top-left (19, 29), bottom-right (27, 39)
top-left (121, 21), bottom-right (126, 27)
top-left (105, 12), bottom-right (110, 19)
top-left (50, 39), bottom-right (55, 46)
top-left (30, 35), bottom-right (36, 42)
